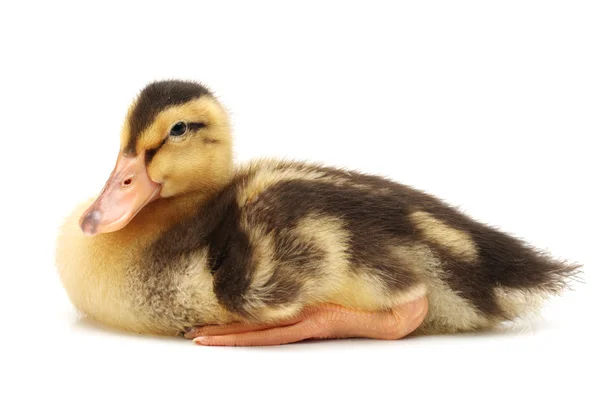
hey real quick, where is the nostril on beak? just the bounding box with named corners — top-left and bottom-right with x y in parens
top-left (122, 177), bottom-right (133, 187)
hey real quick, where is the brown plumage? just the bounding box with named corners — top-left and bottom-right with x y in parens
top-left (56, 80), bottom-right (581, 339)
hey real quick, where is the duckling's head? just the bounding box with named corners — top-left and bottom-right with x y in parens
top-left (80, 80), bottom-right (233, 236)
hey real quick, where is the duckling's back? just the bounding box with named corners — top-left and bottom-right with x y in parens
top-left (150, 159), bottom-right (579, 334)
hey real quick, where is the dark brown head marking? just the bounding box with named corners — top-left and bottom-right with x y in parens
top-left (125, 80), bottom-right (212, 156)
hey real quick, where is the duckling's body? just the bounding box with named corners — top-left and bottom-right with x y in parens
top-left (58, 161), bottom-right (578, 336)
top-left (56, 80), bottom-right (579, 343)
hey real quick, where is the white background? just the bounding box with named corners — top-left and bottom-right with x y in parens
top-left (1, 1), bottom-right (598, 399)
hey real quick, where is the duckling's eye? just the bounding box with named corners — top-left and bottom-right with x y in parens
top-left (170, 121), bottom-right (188, 137)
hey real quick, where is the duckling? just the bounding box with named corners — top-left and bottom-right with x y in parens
top-left (56, 80), bottom-right (580, 346)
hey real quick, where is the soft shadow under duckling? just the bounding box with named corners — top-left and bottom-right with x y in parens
top-left (56, 80), bottom-right (580, 346)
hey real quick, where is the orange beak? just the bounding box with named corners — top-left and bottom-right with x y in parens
top-left (79, 153), bottom-right (161, 236)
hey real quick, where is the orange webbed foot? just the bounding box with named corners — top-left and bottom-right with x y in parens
top-left (185, 297), bottom-right (428, 346)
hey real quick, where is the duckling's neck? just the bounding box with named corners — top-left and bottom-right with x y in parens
top-left (132, 191), bottom-right (214, 238)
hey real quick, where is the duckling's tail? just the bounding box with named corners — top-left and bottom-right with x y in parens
top-left (492, 248), bottom-right (582, 321)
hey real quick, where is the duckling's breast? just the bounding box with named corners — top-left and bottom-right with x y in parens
top-left (56, 200), bottom-right (145, 332)
top-left (56, 201), bottom-right (231, 335)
